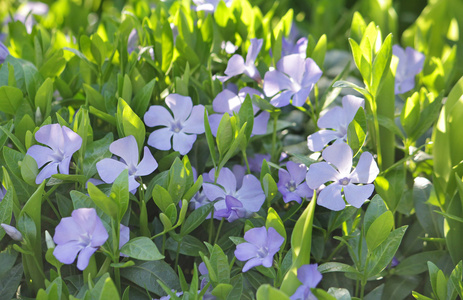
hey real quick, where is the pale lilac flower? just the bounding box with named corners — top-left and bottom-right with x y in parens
top-left (127, 29), bottom-right (139, 54)
top-left (393, 45), bottom-right (425, 94)
top-left (248, 154), bottom-right (271, 173)
top-left (306, 143), bottom-right (379, 211)
top-left (192, 0), bottom-right (233, 12)
top-left (0, 42), bottom-right (9, 64)
top-left (1, 224), bottom-right (23, 241)
top-left (120, 224), bottom-right (130, 249)
top-left (202, 167), bottom-right (265, 221)
top-left (5, 2), bottom-right (49, 33)
top-left (53, 208), bottom-right (108, 271)
top-left (209, 87), bottom-right (269, 136)
top-left (263, 54), bottom-right (322, 107)
top-left (290, 264), bottom-right (322, 300)
top-left (234, 226), bottom-right (284, 272)
top-left (307, 95), bottom-right (364, 152)
top-left (278, 161), bottom-right (313, 204)
top-left (144, 94), bottom-right (205, 155)
top-left (96, 135), bottom-right (158, 192)
top-left (219, 38), bottom-right (263, 83)
top-left (282, 37), bottom-right (308, 58)
top-left (27, 124), bottom-right (82, 184)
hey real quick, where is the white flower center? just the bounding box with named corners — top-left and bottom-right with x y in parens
top-left (257, 247), bottom-right (269, 258)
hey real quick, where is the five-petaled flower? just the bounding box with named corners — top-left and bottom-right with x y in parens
top-left (278, 161), bottom-right (313, 204)
top-left (96, 135), bottom-right (158, 192)
top-left (393, 45), bottom-right (425, 94)
top-left (144, 94), bottom-right (205, 155)
top-left (202, 167), bottom-right (265, 222)
top-left (27, 124), bottom-right (82, 184)
top-left (53, 208), bottom-right (108, 271)
top-left (263, 54), bottom-right (322, 107)
top-left (307, 95), bottom-right (364, 152)
top-left (219, 38), bottom-right (263, 83)
top-left (290, 264), bottom-right (322, 300)
top-left (306, 142), bottom-right (379, 211)
top-left (209, 86), bottom-right (269, 136)
top-left (234, 226), bottom-right (284, 272)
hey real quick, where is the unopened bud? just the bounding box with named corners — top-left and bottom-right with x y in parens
top-left (1, 224), bottom-right (23, 241)
top-left (45, 230), bottom-right (55, 249)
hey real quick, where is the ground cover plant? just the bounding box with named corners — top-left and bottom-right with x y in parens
top-left (0, 0), bottom-right (463, 299)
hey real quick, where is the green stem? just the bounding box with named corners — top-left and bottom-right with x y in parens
top-left (214, 218), bottom-right (225, 245)
top-left (174, 240), bottom-right (182, 272)
top-left (370, 97), bottom-right (383, 170)
top-left (114, 267), bottom-right (121, 295)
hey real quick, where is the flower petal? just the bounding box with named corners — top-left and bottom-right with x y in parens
top-left (58, 156), bottom-right (72, 175)
top-left (243, 226), bottom-right (268, 248)
top-left (343, 183), bottom-right (374, 208)
top-left (286, 161), bottom-right (307, 185)
top-left (96, 159), bottom-right (128, 184)
top-left (53, 241), bottom-right (83, 264)
top-left (277, 54), bottom-right (305, 84)
top-left (26, 145), bottom-right (54, 168)
top-left (350, 152), bottom-right (379, 184)
top-left (224, 54), bottom-right (246, 77)
top-left (322, 143), bottom-right (353, 175)
top-left (295, 183), bottom-right (313, 199)
top-left (76, 246), bottom-right (98, 270)
top-left (109, 136), bottom-right (139, 169)
top-left (301, 58), bottom-right (322, 88)
top-left (203, 182), bottom-right (226, 202)
top-left (36, 162), bottom-right (59, 184)
top-left (208, 113), bottom-right (223, 137)
top-left (213, 89), bottom-right (241, 113)
top-left (307, 130), bottom-right (341, 152)
top-left (147, 128), bottom-right (174, 151)
top-left (267, 227), bottom-right (284, 253)
top-left (53, 217), bottom-right (81, 244)
top-left (317, 183), bottom-right (345, 211)
top-left (119, 224), bottom-right (130, 249)
top-left (242, 257), bottom-right (263, 272)
top-left (263, 70), bottom-right (293, 97)
top-left (341, 95), bottom-right (364, 125)
top-left (183, 105), bottom-right (205, 134)
top-left (235, 175), bottom-right (265, 212)
top-left (166, 94), bottom-right (193, 123)
top-left (35, 124), bottom-right (63, 152)
top-left (252, 111), bottom-right (269, 135)
top-left (216, 168), bottom-right (237, 194)
top-left (62, 125), bottom-right (83, 155)
top-left (317, 106), bottom-right (345, 130)
top-left (172, 132), bottom-right (196, 155)
top-left (135, 147), bottom-right (158, 177)
top-left (306, 162), bottom-right (339, 189)
top-left (270, 90), bottom-right (294, 108)
top-left (234, 242), bottom-right (258, 261)
top-left (292, 87), bottom-right (311, 107)
top-left (246, 38), bottom-right (263, 64)
top-left (297, 264), bottom-right (322, 288)
top-left (144, 105), bottom-right (174, 127)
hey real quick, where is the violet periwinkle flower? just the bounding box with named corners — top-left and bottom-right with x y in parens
top-left (278, 161), bottom-right (313, 204)
top-left (53, 208), bottom-right (108, 271)
top-left (6, 2), bottom-right (49, 33)
top-left (307, 95), bottom-right (364, 152)
top-left (27, 124), bottom-right (82, 184)
top-left (282, 37), bottom-right (308, 58)
top-left (1, 224), bottom-right (23, 241)
top-left (0, 42), bottom-right (9, 64)
top-left (290, 264), bottom-right (322, 300)
top-left (202, 167), bottom-right (265, 222)
top-left (306, 143), bottom-right (379, 211)
top-left (248, 154), bottom-right (271, 173)
top-left (393, 45), bottom-right (425, 94)
top-left (209, 87), bottom-right (270, 136)
top-left (96, 135), bottom-right (158, 192)
top-left (263, 54), bottom-right (322, 107)
top-left (234, 226), bottom-right (284, 272)
top-left (219, 38), bottom-right (263, 83)
top-left (144, 94), bottom-right (205, 155)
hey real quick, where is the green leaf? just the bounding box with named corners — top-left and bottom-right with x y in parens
top-left (0, 86), bottom-right (23, 115)
top-left (256, 284), bottom-right (290, 300)
top-left (346, 106), bottom-right (366, 156)
top-left (374, 168), bottom-right (405, 213)
top-left (308, 34), bottom-right (327, 69)
top-left (152, 185), bottom-right (173, 213)
top-left (83, 84), bottom-right (106, 112)
top-left (0, 264), bottom-right (23, 300)
top-left (394, 251), bottom-right (446, 276)
top-left (216, 113), bottom-right (233, 157)
top-left (35, 78), bottom-right (53, 119)
top-left (332, 80), bottom-right (370, 98)
top-left (165, 235), bottom-right (207, 257)
top-left (363, 194), bottom-right (388, 234)
top-left (132, 79), bottom-right (155, 118)
top-left (87, 182), bottom-right (118, 219)
top-left (449, 261), bottom-right (463, 299)
top-left (349, 38), bottom-right (371, 86)
top-left (120, 237), bottom-right (164, 261)
top-left (366, 211), bottom-right (394, 251)
top-left (111, 169), bottom-right (129, 221)
top-left (370, 34), bottom-right (392, 97)
top-left (204, 110), bottom-right (217, 167)
top-left (117, 98), bottom-right (145, 153)
top-left (218, 123), bottom-right (247, 171)
top-left (211, 284), bottom-right (233, 299)
top-left (209, 244), bottom-right (230, 284)
top-left (0, 190), bottom-right (14, 241)
top-left (180, 202), bottom-right (214, 236)
top-left (262, 173), bottom-right (278, 203)
top-left (98, 277), bottom-right (120, 300)
top-left (400, 92), bottom-right (420, 137)
top-left (266, 207), bottom-right (286, 250)
top-left (83, 133), bottom-right (113, 179)
top-left (20, 155), bottom-right (38, 186)
top-left (367, 226), bottom-right (407, 277)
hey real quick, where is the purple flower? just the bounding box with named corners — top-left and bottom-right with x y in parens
top-left (127, 29), bottom-right (139, 54)
top-left (1, 224), bottom-right (23, 241)
top-left (202, 167), bottom-right (265, 222)
top-left (144, 94), bottom-right (205, 155)
top-left (192, 0), bottom-right (233, 12)
top-left (120, 224), bottom-right (130, 249)
top-left (0, 185), bottom-right (6, 201)
top-left (209, 87), bottom-right (270, 136)
top-left (27, 124), bottom-right (82, 184)
top-left (0, 42), bottom-right (9, 64)
top-left (306, 143), bottom-right (379, 211)
top-left (234, 226), bottom-right (284, 272)
top-left (53, 208), bottom-right (108, 271)
top-left (307, 95), bottom-right (364, 152)
top-left (393, 45), bottom-right (425, 94)
top-left (263, 54), bottom-right (322, 107)
top-left (96, 135), bottom-right (158, 192)
top-left (282, 37), bottom-right (308, 58)
top-left (219, 38), bottom-right (263, 83)
top-left (290, 264), bottom-right (322, 300)
top-left (278, 161), bottom-right (313, 204)
top-left (5, 2), bottom-right (49, 33)
top-left (248, 154), bottom-right (271, 173)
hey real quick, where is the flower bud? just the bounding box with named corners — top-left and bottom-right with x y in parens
top-left (45, 230), bottom-right (55, 249)
top-left (1, 224), bottom-right (23, 241)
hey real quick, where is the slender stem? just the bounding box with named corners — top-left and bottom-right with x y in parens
top-left (271, 112), bottom-right (278, 162)
top-left (325, 241), bottom-right (344, 262)
top-left (370, 97), bottom-right (383, 170)
top-left (174, 240), bottom-right (182, 272)
top-left (214, 218), bottom-right (225, 245)
top-left (243, 151), bottom-right (251, 174)
top-left (114, 267), bottom-right (121, 295)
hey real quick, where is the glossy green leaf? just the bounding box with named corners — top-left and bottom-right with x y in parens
top-left (366, 211), bottom-right (394, 251)
top-left (120, 237), bottom-right (164, 261)
top-left (0, 86), bottom-right (23, 115)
